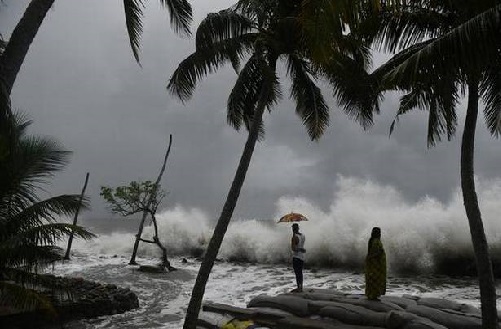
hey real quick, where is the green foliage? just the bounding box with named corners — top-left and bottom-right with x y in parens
top-left (0, 113), bottom-right (95, 314)
top-left (166, 0), bottom-right (367, 142)
top-left (373, 2), bottom-right (501, 146)
top-left (100, 181), bottom-right (166, 217)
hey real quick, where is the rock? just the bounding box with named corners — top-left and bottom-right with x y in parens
top-left (138, 265), bottom-right (166, 273)
top-left (0, 274), bottom-right (139, 329)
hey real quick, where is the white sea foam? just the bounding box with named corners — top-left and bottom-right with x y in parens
top-left (70, 175), bottom-right (501, 274)
top-left (53, 175), bottom-right (501, 328)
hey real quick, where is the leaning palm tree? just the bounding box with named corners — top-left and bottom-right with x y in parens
top-left (167, 0), bottom-right (375, 327)
top-left (0, 112), bottom-right (94, 314)
top-left (365, 2), bottom-right (501, 327)
top-left (0, 0), bottom-right (192, 98)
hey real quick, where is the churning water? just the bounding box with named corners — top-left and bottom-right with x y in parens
top-left (51, 176), bottom-right (501, 328)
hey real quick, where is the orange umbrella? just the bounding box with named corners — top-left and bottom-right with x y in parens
top-left (277, 212), bottom-right (308, 223)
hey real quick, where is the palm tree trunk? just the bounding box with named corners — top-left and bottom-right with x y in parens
top-left (461, 78), bottom-right (497, 329)
top-left (0, 0), bottom-right (55, 95)
top-left (182, 89), bottom-right (269, 329)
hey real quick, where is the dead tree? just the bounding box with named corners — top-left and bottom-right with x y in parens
top-left (64, 172), bottom-right (90, 260)
top-left (101, 134), bottom-right (174, 270)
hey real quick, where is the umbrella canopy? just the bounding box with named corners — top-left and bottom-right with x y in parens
top-left (277, 212), bottom-right (308, 223)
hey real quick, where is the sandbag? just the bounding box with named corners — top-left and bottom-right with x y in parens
top-left (247, 295), bottom-right (310, 317)
top-left (406, 304), bottom-right (482, 329)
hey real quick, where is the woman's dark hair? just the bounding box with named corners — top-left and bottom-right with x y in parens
top-left (368, 227), bottom-right (381, 251)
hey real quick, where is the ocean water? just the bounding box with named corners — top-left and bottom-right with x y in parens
top-left (51, 176), bottom-right (501, 328)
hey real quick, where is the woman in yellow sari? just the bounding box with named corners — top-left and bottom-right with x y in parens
top-left (365, 227), bottom-right (386, 300)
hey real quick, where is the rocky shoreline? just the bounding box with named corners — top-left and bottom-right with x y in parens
top-left (0, 274), bottom-right (139, 329)
top-left (197, 288), bottom-right (491, 329)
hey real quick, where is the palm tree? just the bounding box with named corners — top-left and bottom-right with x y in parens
top-left (0, 0), bottom-right (192, 98)
top-left (365, 2), bottom-right (501, 327)
top-left (0, 112), bottom-right (94, 314)
top-left (167, 0), bottom-right (375, 327)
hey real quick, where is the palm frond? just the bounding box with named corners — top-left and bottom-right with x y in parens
top-left (386, 4), bottom-right (501, 81)
top-left (196, 10), bottom-right (254, 51)
top-left (321, 53), bottom-right (380, 129)
top-left (227, 53), bottom-right (265, 131)
top-left (2, 195), bottom-right (90, 235)
top-left (372, 8), bottom-right (455, 52)
top-left (481, 62), bottom-right (501, 137)
top-left (159, 0), bottom-right (193, 36)
top-left (375, 39), bottom-right (431, 90)
top-left (389, 73), bottom-right (459, 146)
top-left (234, 0), bottom-right (277, 26)
top-left (0, 138), bottom-right (71, 208)
top-left (299, 0), bottom-right (345, 64)
top-left (167, 34), bottom-right (257, 101)
top-left (252, 59), bottom-right (281, 140)
top-left (0, 280), bottom-right (55, 315)
top-left (287, 54), bottom-right (329, 141)
top-left (0, 244), bottom-right (63, 270)
top-left (123, 0), bottom-right (144, 64)
top-left (5, 222), bottom-right (94, 249)
top-left (123, 0), bottom-right (192, 65)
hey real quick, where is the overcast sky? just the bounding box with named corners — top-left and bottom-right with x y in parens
top-left (2, 0), bottom-right (501, 228)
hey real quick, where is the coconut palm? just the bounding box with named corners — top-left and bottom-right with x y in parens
top-left (167, 0), bottom-right (375, 327)
top-left (365, 2), bottom-right (501, 327)
top-left (0, 0), bottom-right (192, 97)
top-left (0, 112), bottom-right (94, 314)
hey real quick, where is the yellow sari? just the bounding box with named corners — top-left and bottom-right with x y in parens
top-left (365, 238), bottom-right (386, 300)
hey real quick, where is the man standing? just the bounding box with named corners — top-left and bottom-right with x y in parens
top-left (291, 223), bottom-right (306, 292)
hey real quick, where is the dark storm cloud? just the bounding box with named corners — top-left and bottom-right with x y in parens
top-left (2, 0), bottom-right (501, 227)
